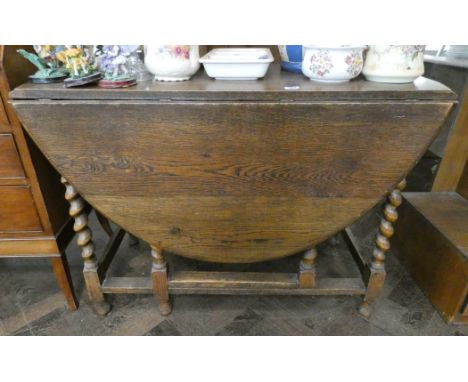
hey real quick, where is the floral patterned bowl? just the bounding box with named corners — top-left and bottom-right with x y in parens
top-left (144, 45), bottom-right (200, 81)
top-left (302, 45), bottom-right (366, 83)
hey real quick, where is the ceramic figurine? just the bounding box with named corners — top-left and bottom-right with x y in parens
top-left (363, 45), bottom-right (425, 83)
top-left (56, 45), bottom-right (101, 88)
top-left (97, 45), bottom-right (139, 88)
top-left (144, 45), bottom-right (200, 81)
top-left (278, 45), bottom-right (303, 73)
top-left (302, 45), bottom-right (366, 83)
top-left (17, 45), bottom-right (68, 83)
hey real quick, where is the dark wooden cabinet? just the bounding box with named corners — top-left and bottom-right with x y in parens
top-left (395, 58), bottom-right (468, 324)
top-left (0, 45), bottom-right (77, 310)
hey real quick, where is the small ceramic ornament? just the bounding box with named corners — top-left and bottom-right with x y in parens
top-left (56, 45), bottom-right (101, 87)
top-left (97, 45), bottom-right (139, 88)
top-left (17, 45), bottom-right (68, 83)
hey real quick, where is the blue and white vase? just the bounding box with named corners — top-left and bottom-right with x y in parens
top-left (278, 45), bottom-right (303, 73)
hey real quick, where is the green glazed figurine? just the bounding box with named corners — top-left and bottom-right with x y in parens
top-left (17, 45), bottom-right (68, 83)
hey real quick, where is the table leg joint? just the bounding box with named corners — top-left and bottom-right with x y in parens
top-left (151, 247), bottom-right (172, 316)
top-left (299, 247), bottom-right (318, 288)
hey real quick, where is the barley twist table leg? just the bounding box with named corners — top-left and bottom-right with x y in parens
top-left (151, 246), bottom-right (172, 316)
top-left (61, 177), bottom-right (110, 316)
top-left (359, 179), bottom-right (406, 318)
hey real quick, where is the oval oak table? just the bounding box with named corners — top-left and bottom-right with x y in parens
top-left (10, 65), bottom-right (455, 316)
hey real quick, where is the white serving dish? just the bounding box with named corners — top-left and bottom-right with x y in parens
top-left (199, 48), bottom-right (274, 80)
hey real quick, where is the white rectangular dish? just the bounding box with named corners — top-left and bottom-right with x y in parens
top-left (199, 48), bottom-right (274, 80)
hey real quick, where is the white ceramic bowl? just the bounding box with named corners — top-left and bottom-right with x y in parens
top-left (363, 45), bottom-right (425, 83)
top-left (200, 48), bottom-right (274, 80)
top-left (302, 45), bottom-right (366, 83)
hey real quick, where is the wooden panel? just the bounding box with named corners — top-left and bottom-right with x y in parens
top-left (0, 238), bottom-right (59, 256)
top-left (394, 193), bottom-right (468, 323)
top-left (0, 186), bottom-right (43, 233)
top-left (423, 61), bottom-right (468, 157)
top-left (432, 83), bottom-right (468, 191)
top-left (12, 100), bottom-right (452, 263)
top-left (0, 133), bottom-right (26, 179)
top-left (407, 192), bottom-right (468, 254)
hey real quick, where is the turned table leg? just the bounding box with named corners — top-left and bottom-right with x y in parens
top-left (299, 247), bottom-right (318, 288)
top-left (359, 179), bottom-right (406, 318)
top-left (61, 177), bottom-right (110, 316)
top-left (151, 246), bottom-right (172, 316)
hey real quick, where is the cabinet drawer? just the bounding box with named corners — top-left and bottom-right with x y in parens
top-left (0, 134), bottom-right (26, 179)
top-left (0, 186), bottom-right (42, 232)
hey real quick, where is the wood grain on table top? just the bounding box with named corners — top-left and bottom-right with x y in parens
top-left (10, 64), bottom-right (456, 102)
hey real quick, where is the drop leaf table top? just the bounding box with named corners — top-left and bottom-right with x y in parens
top-left (10, 65), bottom-right (455, 264)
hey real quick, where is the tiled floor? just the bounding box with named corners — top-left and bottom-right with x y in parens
top-left (1, 207), bottom-right (466, 336)
top-left (1, 156), bottom-right (466, 336)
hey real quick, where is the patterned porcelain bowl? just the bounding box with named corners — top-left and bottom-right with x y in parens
top-left (302, 45), bottom-right (366, 83)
